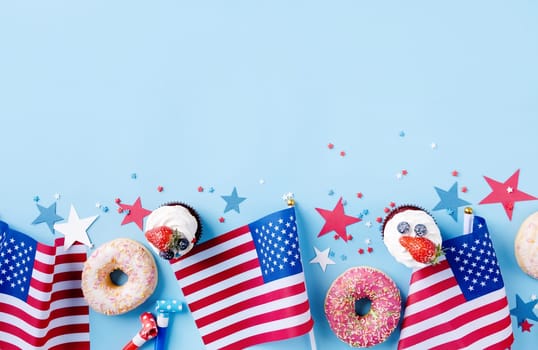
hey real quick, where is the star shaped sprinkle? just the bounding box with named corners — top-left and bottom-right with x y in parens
top-left (521, 319), bottom-right (534, 332)
top-left (510, 294), bottom-right (538, 325)
top-left (118, 196), bottom-right (152, 230)
top-left (32, 202), bottom-right (63, 233)
top-left (221, 187), bottom-right (246, 213)
top-left (479, 169), bottom-right (537, 220)
top-left (309, 247), bottom-right (335, 272)
top-left (432, 182), bottom-right (471, 221)
top-left (315, 197), bottom-right (361, 242)
top-left (53, 205), bottom-right (98, 249)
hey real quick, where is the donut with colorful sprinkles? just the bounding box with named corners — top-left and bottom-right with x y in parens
top-left (81, 238), bottom-right (158, 315)
top-left (324, 266), bottom-right (401, 347)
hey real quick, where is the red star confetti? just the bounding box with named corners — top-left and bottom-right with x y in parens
top-left (452, 170), bottom-right (459, 177)
top-left (461, 186), bottom-right (468, 193)
top-left (389, 202), bottom-right (396, 208)
top-left (327, 143), bottom-right (334, 149)
top-left (197, 186), bottom-right (204, 192)
top-left (118, 196), bottom-right (152, 231)
top-left (340, 151), bottom-right (346, 157)
top-left (367, 247), bottom-right (373, 253)
top-left (218, 217), bottom-right (225, 223)
top-left (402, 169), bottom-right (408, 176)
top-left (115, 198), bottom-right (121, 204)
top-left (157, 185), bottom-right (164, 192)
top-left (316, 197), bottom-right (361, 242)
top-left (479, 169), bottom-right (538, 220)
top-left (375, 217), bottom-right (383, 223)
top-left (358, 248), bottom-right (365, 254)
top-left (357, 192), bottom-right (363, 199)
top-left (521, 319), bottom-right (534, 332)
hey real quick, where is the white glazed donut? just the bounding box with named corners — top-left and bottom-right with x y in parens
top-left (515, 211), bottom-right (538, 279)
top-left (81, 238), bottom-right (157, 315)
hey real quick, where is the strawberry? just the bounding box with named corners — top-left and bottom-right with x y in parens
top-left (399, 236), bottom-right (443, 264)
top-left (145, 226), bottom-right (174, 251)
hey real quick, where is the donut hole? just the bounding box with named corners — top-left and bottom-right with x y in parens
top-left (109, 269), bottom-right (129, 286)
top-left (354, 297), bottom-right (372, 317)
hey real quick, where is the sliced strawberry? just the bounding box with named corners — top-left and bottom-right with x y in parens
top-left (399, 236), bottom-right (443, 264)
top-left (145, 226), bottom-right (174, 251)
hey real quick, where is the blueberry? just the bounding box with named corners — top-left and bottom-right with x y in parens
top-left (414, 224), bottom-right (428, 236)
top-left (159, 249), bottom-right (175, 260)
top-left (397, 221), bottom-right (410, 234)
top-left (178, 238), bottom-right (190, 250)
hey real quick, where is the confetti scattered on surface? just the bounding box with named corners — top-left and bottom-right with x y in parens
top-left (399, 131), bottom-right (405, 137)
top-left (309, 247), bottom-right (336, 272)
top-left (339, 151), bottom-right (346, 157)
top-left (328, 143), bottom-right (334, 149)
top-left (356, 192), bottom-right (363, 199)
top-left (157, 186), bottom-right (164, 192)
top-left (328, 189), bottom-right (334, 196)
top-left (208, 187), bottom-right (215, 193)
top-left (117, 196), bottom-right (151, 231)
top-left (401, 169), bottom-right (408, 176)
top-left (101, 206), bottom-right (109, 213)
top-left (432, 182), bottom-right (471, 221)
top-left (95, 202), bottom-right (101, 208)
top-left (520, 319), bottom-right (534, 332)
top-left (131, 173), bottom-right (137, 179)
top-left (115, 198), bottom-right (121, 204)
top-left (358, 248), bottom-right (364, 254)
top-left (376, 217), bottom-right (382, 223)
top-left (218, 217), bottom-right (225, 223)
top-left (479, 169), bottom-right (538, 220)
top-left (367, 247), bottom-right (373, 253)
top-left (431, 142), bottom-right (438, 149)
top-left (461, 186), bottom-right (468, 193)
top-left (396, 172), bottom-right (403, 180)
top-left (33, 196), bottom-right (40, 202)
top-left (510, 294), bottom-right (538, 325)
top-left (365, 221), bottom-right (372, 228)
top-left (31, 202), bottom-right (63, 234)
top-left (389, 202), bottom-right (396, 208)
top-left (259, 179), bottom-right (265, 185)
top-left (54, 193), bottom-right (61, 200)
top-left (197, 186), bottom-right (204, 192)
top-left (315, 197), bottom-right (361, 242)
top-left (452, 170), bottom-right (459, 177)
top-left (53, 205), bottom-right (98, 249)
top-left (221, 187), bottom-right (246, 213)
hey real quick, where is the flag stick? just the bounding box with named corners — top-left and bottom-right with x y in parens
top-left (308, 329), bottom-right (317, 350)
top-left (463, 207), bottom-right (473, 235)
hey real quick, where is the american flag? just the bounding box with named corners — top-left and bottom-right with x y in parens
top-left (0, 221), bottom-right (90, 350)
top-left (171, 207), bottom-right (313, 350)
top-left (398, 216), bottom-right (513, 350)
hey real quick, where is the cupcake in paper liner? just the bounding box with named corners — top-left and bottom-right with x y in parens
top-left (144, 202), bottom-right (202, 260)
top-left (381, 204), bottom-right (443, 269)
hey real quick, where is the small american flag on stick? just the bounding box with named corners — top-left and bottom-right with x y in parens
top-left (0, 221), bottom-right (90, 350)
top-left (398, 215), bottom-right (513, 350)
top-left (171, 206), bottom-right (313, 350)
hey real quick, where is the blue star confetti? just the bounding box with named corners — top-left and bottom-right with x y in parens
top-left (432, 182), bottom-right (470, 221)
top-left (510, 294), bottom-right (538, 325)
top-left (31, 202), bottom-right (64, 233)
top-left (221, 187), bottom-right (246, 213)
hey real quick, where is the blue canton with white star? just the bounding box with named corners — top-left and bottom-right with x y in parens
top-left (444, 216), bottom-right (504, 301)
top-left (0, 221), bottom-right (38, 301)
top-left (249, 207), bottom-right (303, 283)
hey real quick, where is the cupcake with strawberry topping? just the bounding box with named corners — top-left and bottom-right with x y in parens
top-left (144, 202), bottom-right (202, 260)
top-left (382, 205), bottom-right (443, 269)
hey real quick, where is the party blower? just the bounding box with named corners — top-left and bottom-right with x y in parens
top-left (123, 312), bottom-right (158, 350)
top-left (154, 299), bottom-right (185, 350)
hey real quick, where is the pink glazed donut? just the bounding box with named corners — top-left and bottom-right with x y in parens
top-left (324, 266), bottom-right (401, 347)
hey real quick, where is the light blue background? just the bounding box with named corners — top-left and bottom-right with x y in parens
top-left (1, 1), bottom-right (537, 349)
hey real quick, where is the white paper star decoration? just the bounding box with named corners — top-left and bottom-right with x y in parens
top-left (54, 205), bottom-right (98, 250)
top-left (309, 246), bottom-right (335, 272)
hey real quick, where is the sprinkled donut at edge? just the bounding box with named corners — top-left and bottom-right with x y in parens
top-left (81, 238), bottom-right (158, 315)
top-left (324, 266), bottom-right (401, 347)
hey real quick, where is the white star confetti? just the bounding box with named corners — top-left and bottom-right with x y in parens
top-left (309, 247), bottom-right (335, 272)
